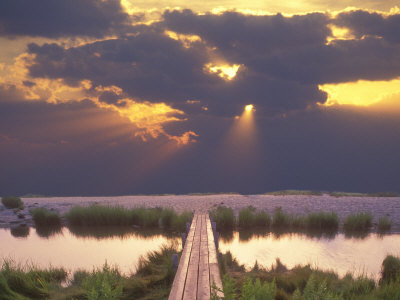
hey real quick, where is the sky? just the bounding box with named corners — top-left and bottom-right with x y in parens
top-left (1, 0), bottom-right (400, 196)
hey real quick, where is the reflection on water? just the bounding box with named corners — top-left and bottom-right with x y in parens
top-left (219, 231), bottom-right (400, 279)
top-left (0, 227), bottom-right (180, 275)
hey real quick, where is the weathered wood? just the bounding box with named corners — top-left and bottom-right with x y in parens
top-left (197, 215), bottom-right (210, 300)
top-left (183, 213), bottom-right (202, 300)
top-left (168, 214), bottom-right (198, 300)
top-left (169, 213), bottom-right (224, 300)
top-left (206, 215), bottom-right (224, 298)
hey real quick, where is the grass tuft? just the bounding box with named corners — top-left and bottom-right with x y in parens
top-left (343, 212), bottom-right (373, 232)
top-left (210, 206), bottom-right (235, 231)
top-left (380, 255), bottom-right (400, 285)
top-left (378, 216), bottom-right (392, 232)
top-left (238, 207), bottom-right (256, 229)
top-left (271, 208), bottom-right (292, 228)
top-left (1, 196), bottom-right (23, 209)
top-left (304, 212), bottom-right (339, 231)
top-left (254, 210), bottom-right (271, 227)
top-left (31, 207), bottom-right (61, 227)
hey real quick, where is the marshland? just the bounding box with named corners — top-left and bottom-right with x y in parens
top-left (1, 193), bottom-right (400, 299)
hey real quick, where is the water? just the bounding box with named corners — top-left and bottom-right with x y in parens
top-left (0, 227), bottom-right (180, 275)
top-left (219, 231), bottom-right (400, 279)
top-left (2, 227), bottom-right (400, 280)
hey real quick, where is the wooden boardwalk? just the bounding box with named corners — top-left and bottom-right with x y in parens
top-left (169, 213), bottom-right (224, 300)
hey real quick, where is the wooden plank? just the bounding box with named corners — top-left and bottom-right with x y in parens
top-left (206, 215), bottom-right (224, 298)
top-left (168, 214), bottom-right (198, 300)
top-left (197, 214), bottom-right (210, 300)
top-left (183, 214), bottom-right (202, 300)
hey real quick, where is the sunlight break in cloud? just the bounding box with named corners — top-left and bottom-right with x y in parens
top-left (319, 79), bottom-right (400, 106)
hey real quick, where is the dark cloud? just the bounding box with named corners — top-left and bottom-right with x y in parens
top-left (334, 10), bottom-right (400, 44)
top-left (22, 9), bottom-right (400, 117)
top-left (0, 0), bottom-right (131, 38)
top-left (163, 10), bottom-right (331, 61)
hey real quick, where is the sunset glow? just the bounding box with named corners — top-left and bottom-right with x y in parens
top-left (205, 63), bottom-right (241, 80)
top-left (320, 79), bottom-right (400, 106)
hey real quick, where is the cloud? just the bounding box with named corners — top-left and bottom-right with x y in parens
top-left (18, 9), bottom-right (400, 118)
top-left (0, 0), bottom-right (132, 38)
top-left (334, 9), bottom-right (400, 43)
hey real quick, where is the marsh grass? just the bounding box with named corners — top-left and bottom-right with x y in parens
top-left (254, 210), bottom-right (271, 227)
top-left (1, 196), bottom-right (23, 209)
top-left (0, 260), bottom-right (67, 299)
top-left (66, 205), bottom-right (134, 227)
top-left (210, 206), bottom-right (235, 230)
top-left (271, 208), bottom-right (292, 228)
top-left (49, 244), bottom-right (177, 300)
top-left (219, 252), bottom-right (400, 300)
top-left (238, 207), bottom-right (256, 229)
top-left (378, 216), bottom-right (392, 232)
top-left (65, 205), bottom-right (191, 232)
top-left (304, 212), bottom-right (339, 231)
top-left (380, 255), bottom-right (400, 285)
top-left (343, 213), bottom-right (373, 232)
top-left (31, 207), bottom-right (61, 227)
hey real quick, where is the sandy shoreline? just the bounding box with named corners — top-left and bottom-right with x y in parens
top-left (1, 194), bottom-right (400, 231)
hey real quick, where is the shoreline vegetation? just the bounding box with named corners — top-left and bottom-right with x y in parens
top-left (210, 206), bottom-right (392, 235)
top-left (216, 253), bottom-right (400, 300)
top-left (1, 248), bottom-right (399, 300)
top-left (0, 244), bottom-right (178, 300)
top-left (0, 196), bottom-right (395, 236)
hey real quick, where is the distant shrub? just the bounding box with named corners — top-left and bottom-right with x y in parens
top-left (378, 216), bottom-right (392, 232)
top-left (31, 207), bottom-right (61, 227)
top-left (1, 197), bottom-right (23, 209)
top-left (210, 206), bottom-right (235, 230)
top-left (265, 190), bottom-right (322, 196)
top-left (343, 213), bottom-right (372, 232)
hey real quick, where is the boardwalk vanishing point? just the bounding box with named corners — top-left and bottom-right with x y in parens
top-left (168, 213), bottom-right (224, 300)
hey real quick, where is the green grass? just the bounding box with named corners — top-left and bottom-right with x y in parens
top-left (343, 213), bottom-right (373, 232)
top-left (210, 206), bottom-right (235, 231)
top-left (65, 205), bottom-right (191, 232)
top-left (31, 207), bottom-right (61, 227)
top-left (380, 255), bottom-right (400, 285)
top-left (0, 260), bottom-right (67, 300)
top-left (304, 212), bottom-right (339, 231)
top-left (238, 206), bottom-right (256, 229)
top-left (378, 216), bottom-right (392, 232)
top-left (49, 244), bottom-right (177, 300)
top-left (218, 252), bottom-right (400, 300)
top-left (1, 197), bottom-right (23, 209)
top-left (271, 208), bottom-right (292, 228)
top-left (265, 190), bottom-right (323, 196)
top-left (254, 210), bottom-right (271, 227)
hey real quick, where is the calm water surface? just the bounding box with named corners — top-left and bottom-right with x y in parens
top-left (2, 227), bottom-right (400, 280)
top-left (219, 232), bottom-right (400, 279)
top-left (0, 227), bottom-right (180, 275)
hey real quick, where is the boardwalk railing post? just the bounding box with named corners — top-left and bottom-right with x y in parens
top-left (215, 232), bottom-right (219, 249)
top-left (172, 254), bottom-right (179, 272)
top-left (181, 232), bottom-right (187, 247)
